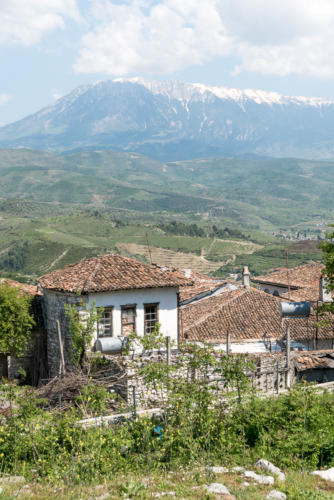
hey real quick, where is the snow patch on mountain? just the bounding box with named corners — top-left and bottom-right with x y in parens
top-left (113, 77), bottom-right (334, 108)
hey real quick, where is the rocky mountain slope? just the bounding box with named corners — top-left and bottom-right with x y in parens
top-left (1, 78), bottom-right (334, 160)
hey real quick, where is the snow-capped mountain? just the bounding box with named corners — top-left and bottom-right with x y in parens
top-left (1, 78), bottom-right (334, 160)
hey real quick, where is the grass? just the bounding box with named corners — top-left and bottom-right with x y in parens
top-left (1, 467), bottom-right (334, 499)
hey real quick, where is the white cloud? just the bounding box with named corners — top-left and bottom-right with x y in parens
top-left (219, 0), bottom-right (334, 78)
top-left (74, 0), bottom-right (334, 79)
top-left (0, 94), bottom-right (13, 106)
top-left (75, 0), bottom-right (231, 75)
top-left (0, 0), bottom-right (80, 46)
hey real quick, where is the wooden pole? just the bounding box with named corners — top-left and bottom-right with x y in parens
top-left (166, 336), bottom-right (171, 366)
top-left (56, 320), bottom-right (66, 376)
top-left (276, 360), bottom-right (279, 394)
top-left (286, 324), bottom-right (291, 388)
top-left (226, 331), bottom-right (231, 355)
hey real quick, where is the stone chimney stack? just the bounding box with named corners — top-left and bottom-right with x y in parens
top-left (319, 273), bottom-right (332, 302)
top-left (242, 266), bottom-right (250, 288)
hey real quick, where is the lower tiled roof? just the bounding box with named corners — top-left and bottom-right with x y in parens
top-left (294, 351), bottom-right (334, 371)
top-left (0, 278), bottom-right (39, 297)
top-left (253, 262), bottom-right (324, 289)
top-left (181, 286), bottom-right (334, 343)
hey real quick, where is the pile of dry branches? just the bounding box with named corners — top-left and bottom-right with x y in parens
top-left (37, 366), bottom-right (127, 412)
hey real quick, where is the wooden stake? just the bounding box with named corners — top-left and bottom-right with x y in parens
top-left (226, 330), bottom-right (231, 355)
top-left (57, 320), bottom-right (66, 376)
top-left (166, 336), bottom-right (171, 366)
top-left (286, 324), bottom-right (291, 388)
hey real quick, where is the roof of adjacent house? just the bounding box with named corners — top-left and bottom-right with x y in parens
top-left (171, 269), bottom-right (229, 304)
top-left (294, 351), bottom-right (334, 371)
top-left (39, 254), bottom-right (192, 293)
top-left (252, 262), bottom-right (324, 290)
top-left (0, 277), bottom-right (39, 297)
top-left (181, 285), bottom-right (334, 343)
top-left (181, 287), bottom-right (285, 342)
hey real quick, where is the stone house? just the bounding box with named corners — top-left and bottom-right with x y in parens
top-left (38, 254), bottom-right (191, 376)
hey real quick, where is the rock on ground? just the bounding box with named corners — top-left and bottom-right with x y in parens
top-left (244, 471), bottom-right (275, 485)
top-left (154, 492), bottom-right (175, 498)
top-left (0, 475), bottom-right (25, 484)
top-left (267, 491), bottom-right (287, 499)
top-left (209, 466), bottom-right (229, 474)
top-left (312, 468), bottom-right (334, 482)
top-left (231, 466), bottom-right (245, 472)
top-left (255, 459), bottom-right (286, 482)
top-left (206, 482), bottom-right (231, 495)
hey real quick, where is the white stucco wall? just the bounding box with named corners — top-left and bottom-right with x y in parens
top-left (87, 287), bottom-right (179, 343)
top-left (256, 284), bottom-right (288, 297)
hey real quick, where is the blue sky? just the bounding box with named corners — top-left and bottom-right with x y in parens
top-left (1, 0), bottom-right (334, 126)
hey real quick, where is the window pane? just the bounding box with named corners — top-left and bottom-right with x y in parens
top-left (144, 304), bottom-right (158, 335)
top-left (98, 307), bottom-right (113, 337)
top-left (121, 306), bottom-right (136, 336)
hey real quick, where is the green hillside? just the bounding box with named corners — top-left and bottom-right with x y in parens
top-left (0, 149), bottom-right (328, 280)
top-left (0, 149), bottom-right (333, 230)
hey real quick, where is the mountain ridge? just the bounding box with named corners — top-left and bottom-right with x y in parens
top-left (1, 78), bottom-right (334, 161)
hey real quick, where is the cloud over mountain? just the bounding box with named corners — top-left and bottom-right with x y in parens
top-left (0, 0), bottom-right (80, 46)
top-left (74, 0), bottom-right (334, 79)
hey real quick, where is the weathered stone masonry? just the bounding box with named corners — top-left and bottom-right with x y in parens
top-left (42, 290), bottom-right (87, 377)
top-left (102, 350), bottom-right (295, 409)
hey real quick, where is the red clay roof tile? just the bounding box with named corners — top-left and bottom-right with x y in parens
top-left (39, 254), bottom-right (192, 293)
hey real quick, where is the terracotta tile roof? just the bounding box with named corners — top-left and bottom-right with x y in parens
top-left (181, 286), bottom-right (334, 343)
top-left (280, 287), bottom-right (321, 302)
top-left (39, 254), bottom-right (192, 293)
top-left (285, 312), bottom-right (334, 341)
top-left (294, 351), bottom-right (334, 371)
top-left (252, 262), bottom-right (324, 290)
top-left (181, 287), bottom-right (285, 342)
top-left (176, 270), bottom-right (228, 303)
top-left (0, 278), bottom-right (39, 297)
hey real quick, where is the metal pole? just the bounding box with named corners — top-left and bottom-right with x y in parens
top-left (226, 331), bottom-right (231, 355)
top-left (56, 320), bottom-right (66, 376)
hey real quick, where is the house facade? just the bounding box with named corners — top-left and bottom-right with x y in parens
top-left (39, 254), bottom-right (191, 376)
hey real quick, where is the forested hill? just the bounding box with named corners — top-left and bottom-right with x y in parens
top-left (0, 149), bottom-right (333, 231)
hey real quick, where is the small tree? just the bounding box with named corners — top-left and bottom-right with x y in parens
top-left (65, 300), bottom-right (102, 368)
top-left (0, 283), bottom-right (35, 357)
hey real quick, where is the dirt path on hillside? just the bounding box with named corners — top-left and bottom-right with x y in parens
top-left (47, 248), bottom-right (70, 271)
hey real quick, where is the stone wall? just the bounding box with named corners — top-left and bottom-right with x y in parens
top-left (103, 349), bottom-right (295, 409)
top-left (42, 290), bottom-right (87, 377)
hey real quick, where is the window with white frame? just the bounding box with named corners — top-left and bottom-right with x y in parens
top-left (144, 303), bottom-right (159, 335)
top-left (98, 306), bottom-right (113, 337)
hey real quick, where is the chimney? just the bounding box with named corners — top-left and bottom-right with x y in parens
top-left (242, 266), bottom-right (250, 288)
top-left (319, 273), bottom-right (332, 302)
top-left (184, 269), bottom-right (192, 279)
